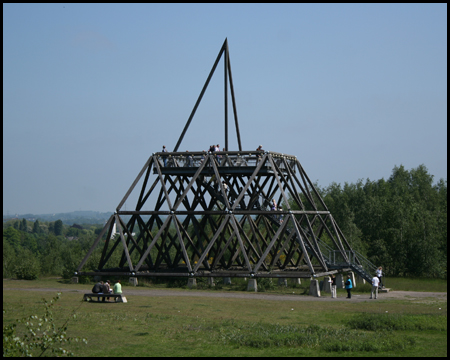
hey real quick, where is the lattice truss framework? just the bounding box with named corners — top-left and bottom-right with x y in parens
top-left (77, 151), bottom-right (354, 278)
top-left (77, 39), bottom-right (361, 279)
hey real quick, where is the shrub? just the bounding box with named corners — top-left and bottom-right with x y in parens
top-left (3, 293), bottom-right (87, 357)
top-left (257, 278), bottom-right (276, 292)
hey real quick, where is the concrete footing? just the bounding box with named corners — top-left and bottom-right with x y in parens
top-left (309, 279), bottom-right (321, 297)
top-left (291, 278), bottom-right (301, 285)
top-left (207, 277), bottom-right (215, 287)
top-left (322, 276), bottom-right (331, 293)
top-left (335, 273), bottom-right (345, 288)
top-left (129, 277), bottom-right (138, 286)
top-left (223, 277), bottom-right (232, 285)
top-left (278, 278), bottom-right (288, 287)
top-left (71, 277), bottom-right (79, 284)
top-left (356, 265), bottom-right (366, 284)
top-left (247, 279), bottom-right (257, 292)
top-left (187, 278), bottom-right (197, 288)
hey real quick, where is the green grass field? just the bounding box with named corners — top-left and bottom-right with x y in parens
top-left (3, 278), bottom-right (447, 357)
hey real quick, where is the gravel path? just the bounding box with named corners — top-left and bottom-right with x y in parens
top-left (3, 287), bottom-right (447, 303)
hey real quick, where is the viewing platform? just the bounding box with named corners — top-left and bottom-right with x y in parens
top-left (152, 150), bottom-right (297, 176)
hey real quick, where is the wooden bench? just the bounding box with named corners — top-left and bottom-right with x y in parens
top-left (83, 293), bottom-right (127, 303)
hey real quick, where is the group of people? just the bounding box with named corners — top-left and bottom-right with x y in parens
top-left (208, 144), bottom-right (223, 153)
top-left (91, 279), bottom-right (122, 302)
top-left (161, 144), bottom-right (267, 168)
top-left (161, 145), bottom-right (226, 168)
top-left (328, 266), bottom-right (384, 299)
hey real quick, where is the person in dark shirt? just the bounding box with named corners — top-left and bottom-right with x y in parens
top-left (92, 281), bottom-right (103, 302)
top-left (92, 281), bottom-right (103, 293)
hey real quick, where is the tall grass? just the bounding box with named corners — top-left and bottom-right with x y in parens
top-left (347, 312), bottom-right (447, 332)
top-left (218, 321), bottom-right (417, 352)
top-left (382, 277), bottom-right (447, 292)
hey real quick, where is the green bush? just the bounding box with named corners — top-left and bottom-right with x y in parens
top-left (14, 249), bottom-right (40, 280)
top-left (257, 278), bottom-right (276, 292)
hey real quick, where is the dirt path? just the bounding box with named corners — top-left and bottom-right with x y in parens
top-left (3, 287), bottom-right (447, 303)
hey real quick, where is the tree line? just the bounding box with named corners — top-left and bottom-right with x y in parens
top-left (292, 164), bottom-right (446, 278)
top-left (3, 164), bottom-right (447, 280)
top-left (3, 220), bottom-right (105, 280)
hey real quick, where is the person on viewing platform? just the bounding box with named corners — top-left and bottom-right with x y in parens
top-left (278, 206), bottom-right (284, 223)
top-left (185, 151), bottom-right (193, 167)
top-left (222, 181), bottom-right (228, 194)
top-left (162, 145), bottom-right (168, 167)
top-left (215, 144), bottom-right (221, 162)
top-left (256, 145), bottom-right (264, 162)
top-left (200, 151), bottom-right (206, 163)
top-left (270, 199), bottom-right (277, 211)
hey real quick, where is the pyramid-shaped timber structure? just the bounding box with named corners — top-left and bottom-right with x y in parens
top-left (77, 39), bottom-right (371, 281)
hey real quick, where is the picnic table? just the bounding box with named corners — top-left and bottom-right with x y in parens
top-left (83, 293), bottom-right (127, 303)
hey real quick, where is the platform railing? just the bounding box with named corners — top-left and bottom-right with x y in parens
top-left (154, 151), bottom-right (297, 173)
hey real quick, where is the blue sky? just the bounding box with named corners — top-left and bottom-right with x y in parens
top-left (3, 3), bottom-right (447, 215)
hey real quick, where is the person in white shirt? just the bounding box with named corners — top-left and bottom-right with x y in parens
top-left (376, 266), bottom-right (384, 287)
top-left (330, 274), bottom-right (337, 298)
top-left (370, 274), bottom-right (380, 299)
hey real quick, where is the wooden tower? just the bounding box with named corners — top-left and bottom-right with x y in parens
top-left (76, 39), bottom-right (377, 283)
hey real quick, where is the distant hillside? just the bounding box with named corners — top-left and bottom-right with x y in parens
top-left (3, 211), bottom-right (114, 225)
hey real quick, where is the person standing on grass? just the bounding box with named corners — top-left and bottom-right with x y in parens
top-left (376, 266), bottom-right (384, 288)
top-left (331, 274), bottom-right (337, 299)
top-left (345, 275), bottom-right (353, 299)
top-left (370, 273), bottom-right (380, 299)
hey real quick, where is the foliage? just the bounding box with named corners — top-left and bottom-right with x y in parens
top-left (3, 221), bottom-right (105, 279)
top-left (54, 220), bottom-right (64, 236)
top-left (3, 293), bottom-right (87, 357)
top-left (2, 164), bottom-right (447, 280)
top-left (346, 312), bottom-right (447, 332)
top-left (290, 164), bottom-right (447, 278)
top-left (257, 277), bottom-right (276, 292)
top-left (219, 321), bottom-right (417, 352)
top-left (13, 248), bottom-right (40, 280)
